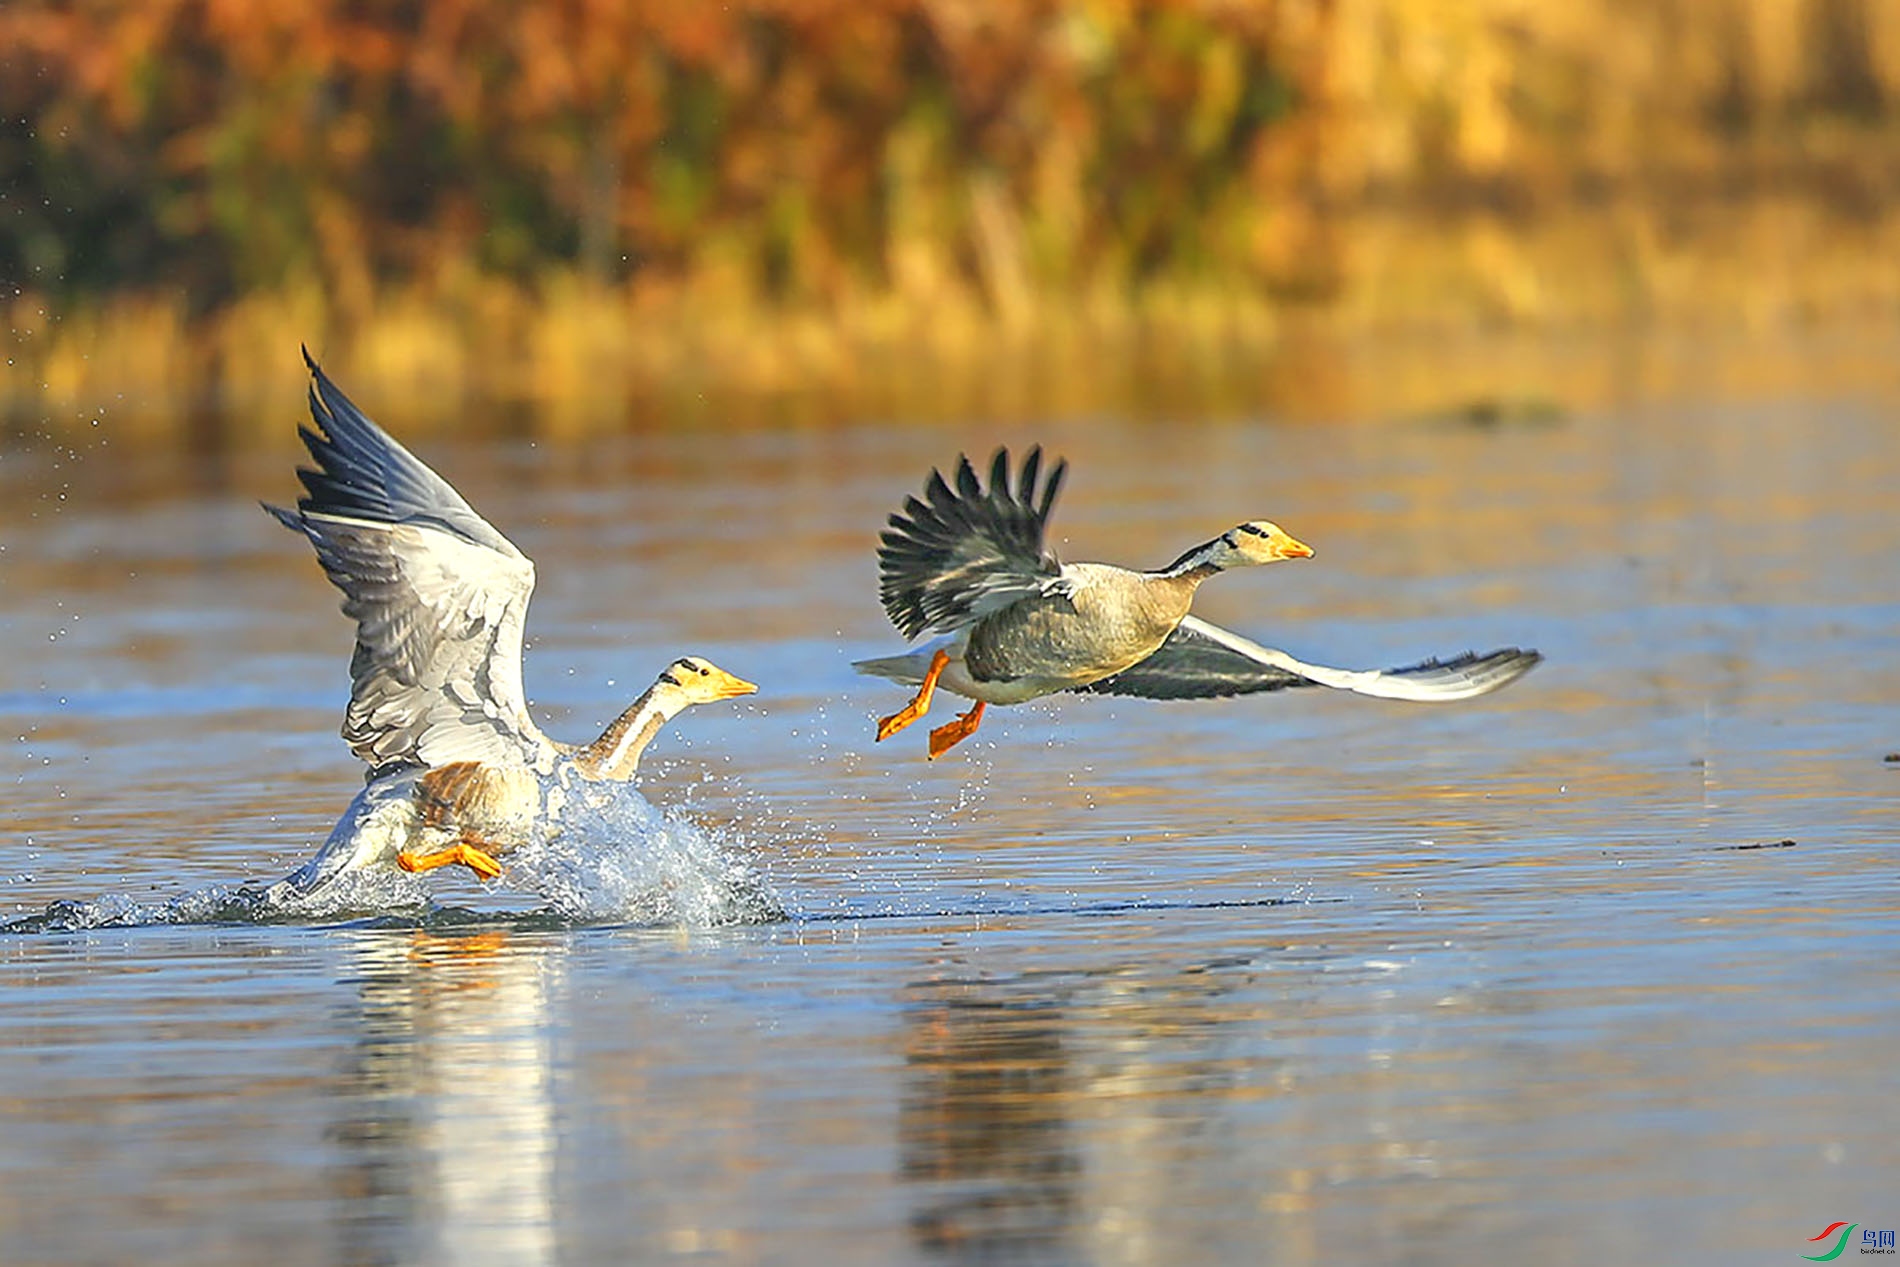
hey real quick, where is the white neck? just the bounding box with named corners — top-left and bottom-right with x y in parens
top-left (572, 685), bottom-right (685, 781)
top-left (1155, 535), bottom-right (1230, 579)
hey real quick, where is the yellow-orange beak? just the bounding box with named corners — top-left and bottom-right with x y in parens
top-left (1274, 532), bottom-right (1315, 560)
top-left (710, 669), bottom-right (759, 700)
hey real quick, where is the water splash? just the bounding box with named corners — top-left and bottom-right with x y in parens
top-left (515, 781), bottom-right (783, 926)
top-left (1, 884), bottom-right (311, 933)
top-left (3, 781), bottom-right (783, 932)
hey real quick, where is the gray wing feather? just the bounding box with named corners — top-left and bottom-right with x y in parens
top-left (877, 446), bottom-right (1069, 639)
top-left (288, 347), bottom-right (521, 558)
top-left (1074, 615), bottom-right (1541, 702)
top-left (265, 352), bottom-right (545, 770)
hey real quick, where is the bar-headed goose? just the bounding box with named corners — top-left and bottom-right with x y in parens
top-left (856, 447), bottom-right (1538, 758)
top-left (270, 351), bottom-right (755, 891)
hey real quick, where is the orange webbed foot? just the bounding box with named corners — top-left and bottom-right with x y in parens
top-left (397, 840), bottom-right (504, 882)
top-left (875, 647), bottom-right (951, 742)
top-left (927, 701), bottom-right (985, 759)
top-left (454, 842), bottom-right (504, 881)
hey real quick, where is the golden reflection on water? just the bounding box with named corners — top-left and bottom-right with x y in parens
top-left (331, 930), bottom-right (563, 1266)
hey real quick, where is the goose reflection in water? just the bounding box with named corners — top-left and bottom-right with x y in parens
top-left (328, 930), bottom-right (563, 1266)
top-left (901, 981), bottom-right (1082, 1256)
top-left (899, 950), bottom-right (1510, 1264)
top-left (900, 958), bottom-right (1359, 1265)
top-left (897, 965), bottom-right (1261, 1260)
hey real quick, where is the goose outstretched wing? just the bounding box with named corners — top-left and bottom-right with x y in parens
top-left (265, 350), bottom-right (549, 771)
top-left (1074, 615), bottom-right (1541, 702)
top-left (877, 446), bottom-right (1070, 639)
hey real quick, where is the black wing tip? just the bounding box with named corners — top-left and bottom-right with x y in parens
top-left (899, 444), bottom-right (1066, 517)
top-left (299, 346), bottom-right (388, 447)
top-left (1042, 460), bottom-right (1067, 516)
top-left (281, 350), bottom-right (407, 525)
top-left (1400, 646), bottom-right (1542, 696)
top-left (993, 444), bottom-right (1066, 518)
top-left (261, 500), bottom-right (302, 532)
top-left (1499, 647), bottom-right (1543, 682)
top-left (304, 351), bottom-right (352, 426)
top-left (303, 344), bottom-right (354, 409)
top-left (1424, 646), bottom-right (1541, 667)
top-left (301, 344), bottom-right (339, 423)
top-left (1441, 646), bottom-right (1542, 697)
top-left (1405, 645), bottom-right (1542, 679)
top-left (299, 348), bottom-right (343, 444)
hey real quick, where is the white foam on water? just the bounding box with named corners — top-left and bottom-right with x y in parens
top-left (262, 862), bottom-right (435, 922)
top-left (515, 779), bottom-right (782, 926)
top-left (5, 778), bottom-right (782, 932)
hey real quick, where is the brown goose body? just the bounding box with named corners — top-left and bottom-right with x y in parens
top-left (961, 563), bottom-right (1203, 697)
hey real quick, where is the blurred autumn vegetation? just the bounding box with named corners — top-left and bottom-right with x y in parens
top-left (4, 0), bottom-right (1900, 431)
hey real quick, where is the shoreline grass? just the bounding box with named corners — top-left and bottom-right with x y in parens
top-left (8, 196), bottom-right (1900, 439)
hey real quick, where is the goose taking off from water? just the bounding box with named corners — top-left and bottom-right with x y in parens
top-left (855, 447), bottom-right (1540, 758)
top-left (269, 350), bottom-right (755, 890)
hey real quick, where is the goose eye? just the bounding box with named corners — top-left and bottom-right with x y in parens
top-left (698, 666), bottom-right (710, 676)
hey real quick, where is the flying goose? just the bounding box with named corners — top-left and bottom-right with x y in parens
top-left (269, 350), bottom-right (755, 892)
top-left (855, 447), bottom-right (1539, 758)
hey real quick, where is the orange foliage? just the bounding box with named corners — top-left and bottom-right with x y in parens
top-left (2, 0), bottom-right (1898, 426)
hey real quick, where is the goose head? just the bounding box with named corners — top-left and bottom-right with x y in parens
top-left (1163, 520), bottom-right (1313, 576)
top-left (653, 657), bottom-right (758, 710)
top-left (1216, 520), bottom-right (1314, 566)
